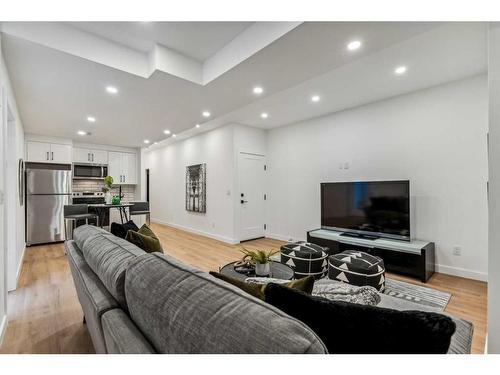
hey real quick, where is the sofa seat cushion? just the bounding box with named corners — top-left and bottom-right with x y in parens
top-left (124, 253), bottom-right (327, 354)
top-left (75, 225), bottom-right (146, 308)
top-left (265, 283), bottom-right (456, 354)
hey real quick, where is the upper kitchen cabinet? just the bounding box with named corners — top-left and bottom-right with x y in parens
top-left (73, 148), bottom-right (108, 164)
top-left (108, 151), bottom-right (137, 184)
top-left (26, 141), bottom-right (72, 164)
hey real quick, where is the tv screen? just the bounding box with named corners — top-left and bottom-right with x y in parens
top-left (321, 180), bottom-right (410, 241)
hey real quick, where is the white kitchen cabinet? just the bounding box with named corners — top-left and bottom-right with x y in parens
top-left (73, 148), bottom-right (108, 164)
top-left (26, 141), bottom-right (51, 162)
top-left (26, 141), bottom-right (71, 163)
top-left (50, 143), bottom-right (72, 163)
top-left (108, 151), bottom-right (136, 184)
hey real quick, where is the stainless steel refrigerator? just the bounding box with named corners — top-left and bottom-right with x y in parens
top-left (26, 163), bottom-right (72, 245)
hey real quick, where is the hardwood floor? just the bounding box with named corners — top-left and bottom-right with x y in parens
top-left (0, 222), bottom-right (487, 354)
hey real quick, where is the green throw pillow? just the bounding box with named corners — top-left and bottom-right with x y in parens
top-left (125, 224), bottom-right (162, 253)
top-left (209, 271), bottom-right (314, 300)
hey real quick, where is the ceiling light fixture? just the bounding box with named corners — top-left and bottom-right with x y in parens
top-left (163, 129), bottom-right (171, 135)
top-left (311, 95), bottom-right (321, 102)
top-left (253, 86), bottom-right (264, 95)
top-left (144, 140), bottom-right (150, 144)
top-left (394, 66), bottom-right (407, 75)
top-left (87, 116), bottom-right (96, 123)
top-left (195, 124), bottom-right (201, 128)
top-left (202, 111), bottom-right (211, 118)
top-left (347, 40), bottom-right (362, 51)
top-left (77, 130), bottom-right (89, 136)
top-left (106, 86), bottom-right (118, 94)
top-left (172, 134), bottom-right (177, 138)
top-left (261, 112), bottom-right (269, 119)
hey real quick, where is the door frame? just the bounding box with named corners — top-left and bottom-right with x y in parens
top-left (236, 151), bottom-right (266, 242)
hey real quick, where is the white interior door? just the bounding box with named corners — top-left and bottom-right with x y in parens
top-left (239, 153), bottom-right (266, 241)
top-left (1, 86), bottom-right (7, 324)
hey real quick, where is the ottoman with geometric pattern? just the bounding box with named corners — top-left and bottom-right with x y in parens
top-left (280, 241), bottom-right (330, 279)
top-left (328, 250), bottom-right (386, 291)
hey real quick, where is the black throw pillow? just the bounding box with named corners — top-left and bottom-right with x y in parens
top-left (110, 220), bottom-right (139, 239)
top-left (264, 283), bottom-right (456, 354)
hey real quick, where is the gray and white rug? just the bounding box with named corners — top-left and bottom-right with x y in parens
top-left (382, 279), bottom-right (451, 311)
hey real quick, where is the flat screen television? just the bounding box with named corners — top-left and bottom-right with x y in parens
top-left (321, 180), bottom-right (410, 241)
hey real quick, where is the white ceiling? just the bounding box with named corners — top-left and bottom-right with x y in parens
top-left (67, 22), bottom-right (253, 61)
top-left (0, 22), bottom-right (487, 148)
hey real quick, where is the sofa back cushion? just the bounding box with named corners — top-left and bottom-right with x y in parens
top-left (74, 225), bottom-right (146, 308)
top-left (124, 253), bottom-right (327, 354)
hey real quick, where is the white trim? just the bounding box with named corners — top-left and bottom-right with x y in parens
top-left (151, 218), bottom-right (239, 245)
top-left (0, 314), bottom-right (7, 347)
top-left (14, 244), bottom-right (26, 288)
top-left (435, 264), bottom-right (488, 282)
top-left (265, 232), bottom-right (302, 243)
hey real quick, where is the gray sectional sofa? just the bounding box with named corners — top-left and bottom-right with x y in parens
top-left (66, 225), bottom-right (327, 353)
top-left (66, 225), bottom-right (472, 354)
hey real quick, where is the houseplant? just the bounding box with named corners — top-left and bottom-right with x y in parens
top-left (241, 248), bottom-right (279, 276)
top-left (102, 175), bottom-right (113, 204)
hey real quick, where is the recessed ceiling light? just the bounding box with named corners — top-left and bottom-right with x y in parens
top-left (347, 40), bottom-right (362, 51)
top-left (195, 124), bottom-right (201, 128)
top-left (153, 142), bottom-right (158, 145)
top-left (253, 86), bottom-right (264, 95)
top-left (163, 129), bottom-right (171, 135)
top-left (172, 134), bottom-right (177, 138)
top-left (144, 140), bottom-right (150, 144)
top-left (311, 95), bottom-right (321, 102)
top-left (261, 112), bottom-right (269, 119)
top-left (77, 130), bottom-right (89, 136)
top-left (394, 66), bottom-right (407, 75)
top-left (87, 116), bottom-right (96, 123)
top-left (202, 111), bottom-right (211, 118)
top-left (106, 86), bottom-right (118, 94)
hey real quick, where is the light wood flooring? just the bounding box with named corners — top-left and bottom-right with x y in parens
top-left (0, 222), bottom-right (487, 354)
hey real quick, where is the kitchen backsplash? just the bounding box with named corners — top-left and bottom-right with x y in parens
top-left (72, 179), bottom-right (137, 202)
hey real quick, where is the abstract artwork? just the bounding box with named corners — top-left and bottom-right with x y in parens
top-left (186, 163), bottom-right (206, 213)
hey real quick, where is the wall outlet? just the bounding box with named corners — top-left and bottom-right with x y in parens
top-left (453, 246), bottom-right (462, 256)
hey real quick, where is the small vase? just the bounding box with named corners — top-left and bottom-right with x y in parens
top-left (255, 262), bottom-right (271, 277)
top-left (105, 192), bottom-right (112, 204)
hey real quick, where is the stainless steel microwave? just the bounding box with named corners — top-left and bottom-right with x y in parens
top-left (73, 163), bottom-right (108, 179)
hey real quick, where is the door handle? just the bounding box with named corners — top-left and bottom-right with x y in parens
top-left (240, 200), bottom-right (248, 204)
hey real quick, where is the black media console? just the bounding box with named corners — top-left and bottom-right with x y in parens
top-left (307, 229), bottom-right (435, 282)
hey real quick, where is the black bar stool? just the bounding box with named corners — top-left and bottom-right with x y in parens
top-left (129, 201), bottom-right (150, 225)
top-left (64, 204), bottom-right (100, 240)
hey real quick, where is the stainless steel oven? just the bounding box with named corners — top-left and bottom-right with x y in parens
top-left (73, 163), bottom-right (108, 179)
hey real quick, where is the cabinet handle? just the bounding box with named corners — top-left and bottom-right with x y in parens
top-left (123, 175), bottom-right (126, 183)
top-left (88, 153), bottom-right (90, 162)
top-left (51, 152), bottom-right (54, 161)
top-left (92, 153), bottom-right (94, 162)
top-left (46, 151), bottom-right (49, 161)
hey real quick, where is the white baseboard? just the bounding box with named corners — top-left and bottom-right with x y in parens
top-left (264, 232), bottom-right (488, 282)
top-left (0, 314), bottom-right (7, 347)
top-left (435, 264), bottom-right (487, 282)
top-left (151, 218), bottom-right (240, 245)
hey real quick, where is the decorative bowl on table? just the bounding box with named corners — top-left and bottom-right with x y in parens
top-left (111, 196), bottom-right (121, 205)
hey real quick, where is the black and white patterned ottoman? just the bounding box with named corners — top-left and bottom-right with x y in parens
top-left (280, 241), bottom-right (329, 279)
top-left (328, 250), bottom-right (386, 291)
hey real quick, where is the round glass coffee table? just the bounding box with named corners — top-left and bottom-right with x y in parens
top-left (219, 261), bottom-right (294, 281)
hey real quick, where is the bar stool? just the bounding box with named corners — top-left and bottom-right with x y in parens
top-left (64, 204), bottom-right (100, 240)
top-left (129, 201), bottom-right (150, 225)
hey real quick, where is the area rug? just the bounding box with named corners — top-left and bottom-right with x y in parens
top-left (383, 278), bottom-right (451, 311)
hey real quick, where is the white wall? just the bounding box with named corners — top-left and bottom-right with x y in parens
top-left (266, 75), bottom-right (488, 281)
top-left (146, 124), bottom-right (237, 243)
top-left (488, 25), bottom-right (500, 353)
top-left (1, 54), bottom-right (26, 292)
